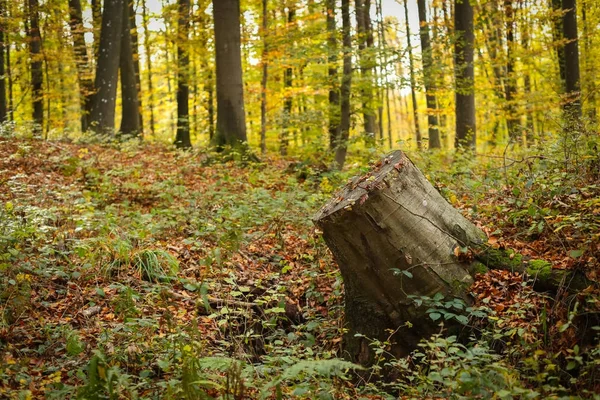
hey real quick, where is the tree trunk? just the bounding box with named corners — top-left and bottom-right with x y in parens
top-left (314, 150), bottom-right (593, 365)
top-left (280, 5), bottom-right (295, 156)
top-left (6, 4), bottom-right (12, 123)
top-left (119, 0), bottom-right (141, 137)
top-left (260, 0), bottom-right (268, 154)
top-left (27, 0), bottom-right (43, 135)
top-left (326, 0), bottom-right (340, 151)
top-left (174, 0), bottom-right (191, 148)
top-left (91, 0), bottom-right (102, 59)
top-left (0, 0), bottom-right (7, 123)
top-left (504, 0), bottom-right (518, 142)
top-left (141, 1), bottom-right (156, 136)
top-left (211, 0), bottom-right (248, 150)
top-left (335, 0), bottom-right (352, 169)
top-left (454, 0), bottom-right (476, 149)
top-left (90, 0), bottom-right (124, 135)
top-left (314, 150), bottom-right (486, 363)
top-left (551, 0), bottom-right (566, 93)
top-left (562, 0), bottom-right (582, 118)
top-left (403, 0), bottom-right (421, 150)
top-left (128, 0), bottom-right (143, 133)
top-left (68, 0), bottom-right (94, 133)
top-left (580, 0), bottom-right (596, 123)
top-left (417, 0), bottom-right (440, 149)
top-left (355, 0), bottom-right (377, 141)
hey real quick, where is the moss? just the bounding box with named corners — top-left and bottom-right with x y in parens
top-left (526, 259), bottom-right (553, 281)
top-left (475, 246), bottom-right (523, 271)
top-left (471, 261), bottom-right (489, 275)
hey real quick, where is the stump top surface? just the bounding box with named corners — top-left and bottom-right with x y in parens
top-left (313, 150), bottom-right (407, 223)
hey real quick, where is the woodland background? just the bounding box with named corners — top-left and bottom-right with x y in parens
top-left (0, 0), bottom-right (599, 398)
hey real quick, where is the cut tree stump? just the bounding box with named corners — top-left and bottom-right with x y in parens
top-left (313, 150), bottom-right (592, 365)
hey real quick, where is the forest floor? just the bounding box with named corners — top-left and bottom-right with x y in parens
top-left (0, 136), bottom-right (598, 399)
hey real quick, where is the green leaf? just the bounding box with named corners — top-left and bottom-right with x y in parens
top-left (429, 312), bottom-right (441, 321)
top-left (568, 249), bottom-right (584, 258)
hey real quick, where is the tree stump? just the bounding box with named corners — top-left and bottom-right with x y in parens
top-left (313, 150), bottom-right (487, 364)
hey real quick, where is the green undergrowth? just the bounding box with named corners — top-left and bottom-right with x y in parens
top-left (0, 131), bottom-right (599, 398)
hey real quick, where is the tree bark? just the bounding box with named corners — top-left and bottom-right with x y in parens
top-left (27, 0), bottom-right (43, 135)
top-left (211, 0), bottom-right (248, 150)
top-left (260, 0), bottom-right (268, 154)
top-left (68, 0), bottom-right (94, 132)
top-left (90, 0), bottom-right (124, 135)
top-left (454, 0), bottom-right (476, 149)
top-left (141, 1), bottom-right (156, 136)
top-left (417, 0), bottom-right (440, 149)
top-left (174, 0), bottom-right (191, 148)
top-left (128, 0), bottom-right (143, 133)
top-left (403, 0), bottom-right (421, 150)
top-left (326, 0), bottom-right (340, 151)
top-left (0, 0), bottom-right (7, 123)
top-left (562, 0), bottom-right (582, 118)
top-left (504, 0), bottom-right (518, 142)
top-left (279, 5), bottom-right (295, 156)
top-left (119, 0), bottom-right (141, 137)
top-left (355, 0), bottom-right (377, 141)
top-left (335, 0), bottom-right (352, 169)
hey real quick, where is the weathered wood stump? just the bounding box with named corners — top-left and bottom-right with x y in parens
top-left (313, 150), bottom-right (487, 364)
top-left (314, 150), bottom-right (594, 365)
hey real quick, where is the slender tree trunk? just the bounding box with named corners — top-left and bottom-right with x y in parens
top-left (504, 0), bottom-right (518, 142)
top-left (403, 0), bottom-right (421, 150)
top-left (580, 0), bottom-right (596, 122)
top-left (551, 0), bottom-right (566, 93)
top-left (207, 68), bottom-right (215, 140)
top-left (260, 0), bottom-right (268, 154)
top-left (0, 0), bottom-right (7, 123)
top-left (174, 0), bottom-right (191, 148)
top-left (128, 0), bottom-right (143, 133)
top-left (141, 1), bottom-right (155, 136)
top-left (6, 11), bottom-right (11, 123)
top-left (91, 0), bottom-right (102, 59)
top-left (327, 0), bottom-right (340, 151)
top-left (68, 0), bottom-right (94, 132)
top-left (417, 0), bottom-right (440, 149)
top-left (335, 0), bottom-right (352, 169)
top-left (355, 0), bottom-right (377, 141)
top-left (89, 0), bottom-right (124, 134)
top-left (211, 0), bottom-right (248, 149)
top-left (119, 0), bottom-right (141, 137)
top-left (280, 5), bottom-right (295, 156)
top-left (454, 0), bottom-right (476, 149)
top-left (27, 0), bottom-right (43, 135)
top-left (520, 1), bottom-right (535, 145)
top-left (562, 0), bottom-right (582, 118)
top-left (376, 0), bottom-right (392, 148)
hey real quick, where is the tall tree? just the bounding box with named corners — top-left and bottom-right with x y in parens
top-left (417, 0), bottom-right (440, 148)
top-left (141, 1), bottom-right (156, 136)
top-left (27, 0), bottom-right (43, 135)
top-left (403, 0), bottom-right (421, 149)
top-left (211, 0), bottom-right (248, 149)
top-left (68, 0), bottom-right (94, 132)
top-left (174, 0), bottom-right (191, 148)
top-left (280, 3), bottom-right (295, 156)
top-left (326, 0), bottom-right (340, 150)
top-left (454, 0), bottom-right (476, 149)
top-left (335, 0), bottom-right (352, 169)
top-left (89, 0), bottom-right (124, 134)
top-left (355, 0), bottom-right (377, 140)
top-left (562, 0), bottom-right (582, 118)
top-left (260, 0), bottom-right (268, 154)
top-left (504, 0), bottom-right (518, 141)
top-left (119, 0), bottom-right (141, 136)
top-left (128, 0), bottom-right (144, 133)
top-left (0, 0), bottom-right (7, 123)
